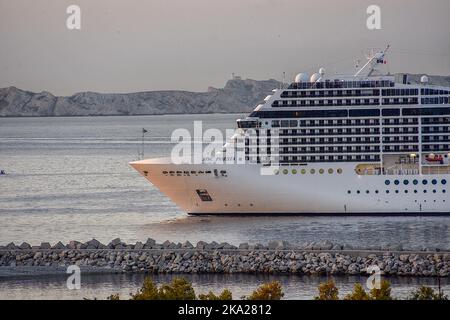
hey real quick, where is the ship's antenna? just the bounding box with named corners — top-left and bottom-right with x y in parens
top-left (354, 44), bottom-right (390, 77)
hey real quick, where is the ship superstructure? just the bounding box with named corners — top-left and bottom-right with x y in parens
top-left (131, 47), bottom-right (450, 214)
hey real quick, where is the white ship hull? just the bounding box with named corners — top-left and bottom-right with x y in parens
top-left (130, 158), bottom-right (450, 215)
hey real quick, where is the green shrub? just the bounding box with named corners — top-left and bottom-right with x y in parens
top-left (369, 280), bottom-right (393, 300)
top-left (408, 286), bottom-right (448, 300)
top-left (344, 283), bottom-right (371, 300)
top-left (314, 280), bottom-right (339, 300)
top-left (131, 277), bottom-right (196, 300)
top-left (247, 281), bottom-right (284, 300)
top-left (198, 289), bottom-right (233, 300)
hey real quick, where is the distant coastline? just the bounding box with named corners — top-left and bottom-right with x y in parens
top-left (1, 74), bottom-right (449, 117)
top-left (0, 78), bottom-right (281, 117)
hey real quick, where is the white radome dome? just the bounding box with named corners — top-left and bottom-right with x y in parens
top-left (294, 73), bottom-right (309, 83)
top-left (420, 75), bottom-right (429, 83)
top-left (310, 73), bottom-right (321, 83)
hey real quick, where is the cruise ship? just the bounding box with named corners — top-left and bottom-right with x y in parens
top-left (130, 46), bottom-right (450, 215)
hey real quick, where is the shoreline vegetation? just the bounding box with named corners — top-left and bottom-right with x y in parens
top-left (98, 277), bottom-right (448, 301)
top-left (1, 238), bottom-right (449, 278)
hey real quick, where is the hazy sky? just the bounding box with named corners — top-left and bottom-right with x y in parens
top-left (0, 0), bottom-right (449, 95)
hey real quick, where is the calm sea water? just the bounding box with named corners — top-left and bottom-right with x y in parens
top-left (0, 114), bottom-right (450, 248)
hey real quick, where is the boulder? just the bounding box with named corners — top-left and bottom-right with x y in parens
top-left (109, 238), bottom-right (121, 247)
top-left (206, 241), bottom-right (219, 250)
top-left (6, 242), bottom-right (17, 250)
top-left (52, 241), bottom-right (66, 250)
top-left (145, 238), bottom-right (156, 247)
top-left (67, 241), bottom-right (80, 249)
top-left (318, 240), bottom-right (334, 250)
top-left (134, 242), bottom-right (144, 250)
top-left (162, 240), bottom-right (171, 249)
top-left (86, 239), bottom-right (102, 249)
top-left (19, 242), bottom-right (32, 250)
top-left (182, 241), bottom-right (194, 249)
top-left (196, 241), bottom-right (208, 249)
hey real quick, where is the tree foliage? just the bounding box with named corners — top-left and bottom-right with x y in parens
top-left (314, 280), bottom-right (339, 300)
top-left (344, 283), bottom-right (371, 300)
top-left (131, 277), bottom-right (196, 300)
top-left (198, 289), bottom-right (233, 300)
top-left (369, 280), bottom-right (393, 300)
top-left (408, 286), bottom-right (448, 300)
top-left (247, 281), bottom-right (284, 300)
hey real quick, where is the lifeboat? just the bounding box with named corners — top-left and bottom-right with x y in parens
top-left (425, 154), bottom-right (444, 164)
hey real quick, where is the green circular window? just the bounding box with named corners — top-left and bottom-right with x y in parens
top-left (310, 169), bottom-right (316, 174)
top-left (301, 169), bottom-right (306, 174)
top-left (319, 169), bottom-right (324, 174)
top-left (283, 169), bottom-right (288, 175)
top-left (337, 168), bottom-right (343, 174)
top-left (328, 168), bottom-right (334, 174)
top-left (292, 169), bottom-right (297, 174)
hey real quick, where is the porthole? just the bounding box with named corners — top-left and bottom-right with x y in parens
top-left (404, 190), bottom-right (408, 194)
top-left (394, 180), bottom-right (400, 185)
top-left (403, 180), bottom-right (409, 185)
top-left (375, 190), bottom-right (379, 194)
top-left (347, 190), bottom-right (351, 194)
top-left (385, 180), bottom-right (390, 186)
top-left (442, 179), bottom-right (447, 185)
top-left (357, 190), bottom-right (361, 194)
top-left (292, 169), bottom-right (297, 174)
top-left (366, 190), bottom-right (370, 194)
top-left (414, 190), bottom-right (418, 193)
top-left (328, 168), bottom-right (334, 174)
top-left (283, 169), bottom-right (288, 175)
top-left (395, 190), bottom-right (399, 194)
top-left (433, 189), bottom-right (437, 193)
top-left (250, 203), bottom-right (254, 207)
top-left (301, 169), bottom-right (306, 174)
top-left (386, 190), bottom-right (390, 194)
top-left (319, 169), bottom-right (324, 174)
top-left (423, 190), bottom-right (427, 193)
top-left (337, 168), bottom-right (343, 174)
top-left (274, 169), bottom-right (279, 175)
top-left (422, 179), bottom-right (428, 185)
top-left (413, 180), bottom-right (418, 185)
top-left (432, 179), bottom-right (437, 185)
top-left (443, 190), bottom-right (447, 193)
top-left (310, 169), bottom-right (316, 174)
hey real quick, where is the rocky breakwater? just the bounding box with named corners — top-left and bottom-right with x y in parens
top-left (1, 239), bottom-right (449, 277)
